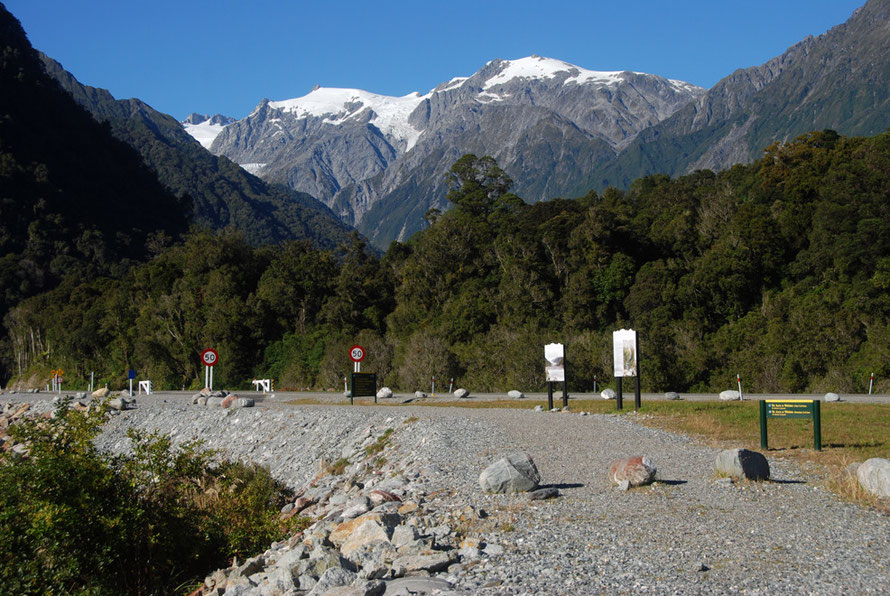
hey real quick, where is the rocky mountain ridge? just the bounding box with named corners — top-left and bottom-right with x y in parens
top-left (202, 56), bottom-right (706, 247)
top-left (594, 0), bottom-right (890, 188)
top-left (40, 55), bottom-right (354, 249)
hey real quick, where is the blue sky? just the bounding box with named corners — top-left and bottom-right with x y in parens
top-left (6, 0), bottom-right (866, 120)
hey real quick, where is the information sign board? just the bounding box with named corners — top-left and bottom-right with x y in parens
top-left (612, 329), bottom-right (638, 377)
top-left (760, 399), bottom-right (822, 451)
top-left (765, 400), bottom-right (814, 419)
top-left (350, 372), bottom-right (377, 398)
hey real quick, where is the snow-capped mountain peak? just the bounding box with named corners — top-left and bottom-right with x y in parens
top-left (482, 55), bottom-right (626, 89)
top-left (265, 87), bottom-right (429, 150)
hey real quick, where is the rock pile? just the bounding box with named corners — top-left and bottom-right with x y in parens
top-left (188, 421), bottom-right (502, 595)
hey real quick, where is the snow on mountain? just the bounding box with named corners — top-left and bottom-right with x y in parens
top-left (266, 87), bottom-right (429, 151)
top-left (482, 55), bottom-right (625, 88)
top-left (182, 113), bottom-right (234, 149)
top-left (207, 55), bottom-right (706, 247)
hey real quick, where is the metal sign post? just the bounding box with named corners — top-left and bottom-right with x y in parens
top-left (348, 345), bottom-right (366, 405)
top-left (201, 348), bottom-right (218, 391)
top-left (128, 369), bottom-right (136, 397)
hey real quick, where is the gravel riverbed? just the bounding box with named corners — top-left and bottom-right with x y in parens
top-left (2, 392), bottom-right (888, 595)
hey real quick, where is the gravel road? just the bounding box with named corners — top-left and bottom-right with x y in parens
top-left (3, 391), bottom-right (888, 594)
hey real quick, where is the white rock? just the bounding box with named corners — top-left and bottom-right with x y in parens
top-left (857, 458), bottom-right (890, 498)
top-left (719, 390), bottom-right (741, 401)
top-left (600, 388), bottom-right (616, 400)
top-left (824, 392), bottom-right (840, 402)
top-left (454, 388), bottom-right (470, 399)
top-left (376, 387), bottom-right (393, 399)
top-left (508, 390), bottom-right (524, 399)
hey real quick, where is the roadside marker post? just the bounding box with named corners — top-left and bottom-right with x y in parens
top-left (737, 374), bottom-right (744, 400)
top-left (759, 399), bottom-right (822, 451)
top-left (869, 372), bottom-right (875, 395)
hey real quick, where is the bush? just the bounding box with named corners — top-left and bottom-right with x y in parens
top-left (0, 400), bottom-right (295, 595)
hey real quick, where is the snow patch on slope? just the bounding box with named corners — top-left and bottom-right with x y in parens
top-left (183, 119), bottom-right (229, 149)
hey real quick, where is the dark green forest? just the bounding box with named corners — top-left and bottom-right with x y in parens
top-left (5, 130), bottom-right (890, 394)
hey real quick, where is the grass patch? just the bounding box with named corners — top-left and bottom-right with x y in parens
top-left (326, 457), bottom-right (350, 476)
top-left (365, 428), bottom-right (394, 457)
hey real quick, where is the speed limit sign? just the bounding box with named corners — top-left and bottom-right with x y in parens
top-left (201, 348), bottom-right (219, 367)
top-left (349, 345), bottom-right (365, 363)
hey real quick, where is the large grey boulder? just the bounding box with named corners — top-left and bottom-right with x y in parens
top-left (715, 448), bottom-right (770, 481)
top-left (454, 388), bottom-right (470, 399)
top-left (508, 390), bottom-right (524, 399)
top-left (479, 452), bottom-right (541, 493)
top-left (600, 388), bottom-right (616, 400)
top-left (824, 392), bottom-right (840, 402)
top-left (664, 391), bottom-right (681, 400)
top-left (857, 458), bottom-right (890, 498)
top-left (719, 390), bottom-right (741, 401)
top-left (376, 387), bottom-right (393, 400)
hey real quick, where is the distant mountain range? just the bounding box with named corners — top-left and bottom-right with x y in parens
top-left (195, 57), bottom-right (705, 247)
top-left (187, 0), bottom-right (890, 249)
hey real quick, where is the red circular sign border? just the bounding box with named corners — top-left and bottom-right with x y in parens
top-left (349, 345), bottom-right (366, 363)
top-left (201, 348), bottom-right (219, 367)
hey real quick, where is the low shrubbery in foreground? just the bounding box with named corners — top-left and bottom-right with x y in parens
top-left (0, 401), bottom-right (298, 595)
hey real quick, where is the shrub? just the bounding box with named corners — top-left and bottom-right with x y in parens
top-left (0, 400), bottom-right (295, 594)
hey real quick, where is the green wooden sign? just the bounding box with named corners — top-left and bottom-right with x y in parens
top-left (759, 399), bottom-right (822, 451)
top-left (764, 400), bottom-right (815, 419)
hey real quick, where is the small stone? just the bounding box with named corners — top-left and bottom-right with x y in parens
top-left (528, 487), bottom-right (559, 500)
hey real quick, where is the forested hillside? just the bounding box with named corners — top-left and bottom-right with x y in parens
top-left (6, 130), bottom-right (890, 394)
top-left (0, 5), bottom-right (191, 381)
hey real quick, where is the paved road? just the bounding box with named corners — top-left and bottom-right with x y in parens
top-left (9, 388), bottom-right (890, 405)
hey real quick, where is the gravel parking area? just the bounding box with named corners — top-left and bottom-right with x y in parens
top-left (3, 391), bottom-right (888, 594)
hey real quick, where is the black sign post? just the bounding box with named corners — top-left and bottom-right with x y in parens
top-left (350, 372), bottom-right (377, 404)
